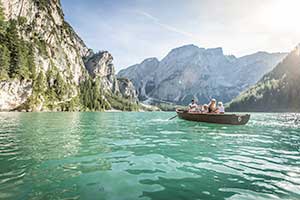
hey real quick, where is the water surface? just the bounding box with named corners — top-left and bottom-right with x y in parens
top-left (0, 112), bottom-right (299, 200)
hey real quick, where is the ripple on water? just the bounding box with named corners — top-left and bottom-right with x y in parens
top-left (0, 112), bottom-right (300, 200)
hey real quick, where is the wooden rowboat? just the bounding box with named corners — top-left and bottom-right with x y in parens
top-left (176, 109), bottom-right (250, 125)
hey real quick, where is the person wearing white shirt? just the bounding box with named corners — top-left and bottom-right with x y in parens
top-left (202, 104), bottom-right (209, 113)
top-left (188, 99), bottom-right (197, 112)
top-left (217, 102), bottom-right (225, 114)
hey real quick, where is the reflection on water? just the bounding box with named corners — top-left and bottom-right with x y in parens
top-left (0, 112), bottom-right (300, 200)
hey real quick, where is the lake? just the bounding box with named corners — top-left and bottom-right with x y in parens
top-left (0, 112), bottom-right (299, 200)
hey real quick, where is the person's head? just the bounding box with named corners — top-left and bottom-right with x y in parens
top-left (191, 99), bottom-right (195, 103)
top-left (210, 98), bottom-right (216, 105)
top-left (218, 102), bottom-right (223, 107)
top-left (203, 104), bottom-right (208, 109)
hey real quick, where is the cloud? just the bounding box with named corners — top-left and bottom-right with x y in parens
top-left (134, 10), bottom-right (196, 39)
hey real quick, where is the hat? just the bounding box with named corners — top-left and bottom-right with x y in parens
top-left (211, 98), bottom-right (216, 102)
top-left (218, 102), bottom-right (223, 105)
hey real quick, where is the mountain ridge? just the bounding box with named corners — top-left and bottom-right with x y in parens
top-left (118, 44), bottom-right (287, 105)
top-left (227, 45), bottom-right (300, 112)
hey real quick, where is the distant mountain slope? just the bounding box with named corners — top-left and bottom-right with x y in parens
top-left (228, 45), bottom-right (300, 112)
top-left (118, 58), bottom-right (159, 100)
top-left (118, 44), bottom-right (287, 105)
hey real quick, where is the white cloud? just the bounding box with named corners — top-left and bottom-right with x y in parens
top-left (134, 10), bottom-right (197, 39)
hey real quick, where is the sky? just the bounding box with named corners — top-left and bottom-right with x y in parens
top-left (61, 0), bottom-right (300, 71)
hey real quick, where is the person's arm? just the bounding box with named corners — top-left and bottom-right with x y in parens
top-left (214, 108), bottom-right (220, 113)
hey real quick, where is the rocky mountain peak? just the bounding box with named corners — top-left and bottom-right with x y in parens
top-left (171, 44), bottom-right (199, 51)
top-left (142, 57), bottom-right (159, 64)
top-left (119, 44), bottom-right (287, 105)
top-left (205, 47), bottom-right (223, 56)
top-left (85, 51), bottom-right (115, 78)
top-left (164, 44), bottom-right (201, 60)
top-left (139, 57), bottom-right (160, 71)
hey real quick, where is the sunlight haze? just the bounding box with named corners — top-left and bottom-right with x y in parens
top-left (61, 0), bottom-right (300, 71)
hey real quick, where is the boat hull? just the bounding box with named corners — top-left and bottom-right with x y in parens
top-left (176, 110), bottom-right (250, 125)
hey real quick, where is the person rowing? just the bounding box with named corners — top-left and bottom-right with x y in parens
top-left (188, 99), bottom-right (198, 112)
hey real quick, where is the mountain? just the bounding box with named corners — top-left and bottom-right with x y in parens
top-left (118, 44), bottom-right (287, 105)
top-left (117, 57), bottom-right (159, 100)
top-left (227, 45), bottom-right (300, 112)
top-left (0, 0), bottom-right (138, 111)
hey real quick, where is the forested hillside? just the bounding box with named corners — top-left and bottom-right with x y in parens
top-left (228, 45), bottom-right (300, 112)
top-left (0, 0), bottom-right (138, 111)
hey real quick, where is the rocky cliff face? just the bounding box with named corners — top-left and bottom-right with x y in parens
top-left (228, 45), bottom-right (300, 112)
top-left (85, 51), bottom-right (119, 93)
top-left (118, 57), bottom-right (159, 100)
top-left (0, 80), bottom-right (32, 111)
top-left (2, 0), bottom-right (89, 79)
top-left (117, 78), bottom-right (138, 102)
top-left (118, 44), bottom-right (287, 105)
top-left (0, 0), bottom-right (138, 111)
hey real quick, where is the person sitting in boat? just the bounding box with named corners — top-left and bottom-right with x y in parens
top-left (202, 104), bottom-right (209, 113)
top-left (196, 103), bottom-right (203, 112)
top-left (217, 102), bottom-right (225, 114)
top-left (188, 99), bottom-right (198, 112)
top-left (208, 98), bottom-right (218, 113)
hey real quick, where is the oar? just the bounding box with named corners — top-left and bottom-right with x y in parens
top-left (168, 115), bottom-right (177, 120)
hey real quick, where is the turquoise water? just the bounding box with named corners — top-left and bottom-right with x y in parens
top-left (0, 112), bottom-right (299, 200)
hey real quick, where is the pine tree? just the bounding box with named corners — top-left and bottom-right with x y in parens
top-left (0, 2), bottom-right (5, 34)
top-left (6, 19), bottom-right (21, 78)
top-left (27, 44), bottom-right (36, 79)
top-left (0, 44), bottom-right (10, 80)
top-left (55, 72), bottom-right (66, 100)
top-left (5, 19), bottom-right (32, 79)
top-left (34, 71), bottom-right (46, 94)
top-left (92, 78), bottom-right (101, 110)
top-left (18, 40), bottom-right (30, 79)
top-left (0, 3), bottom-right (9, 80)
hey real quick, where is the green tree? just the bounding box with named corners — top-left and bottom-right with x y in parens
top-left (0, 44), bottom-right (10, 80)
top-left (27, 44), bottom-right (36, 79)
top-left (0, 3), bottom-right (9, 80)
top-left (0, 2), bottom-right (5, 34)
top-left (54, 72), bottom-right (67, 100)
top-left (6, 19), bottom-right (20, 78)
top-left (34, 71), bottom-right (46, 94)
top-left (5, 19), bottom-right (31, 79)
top-left (5, 20), bottom-right (28, 79)
top-left (79, 77), bottom-right (106, 111)
top-left (17, 40), bottom-right (30, 79)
